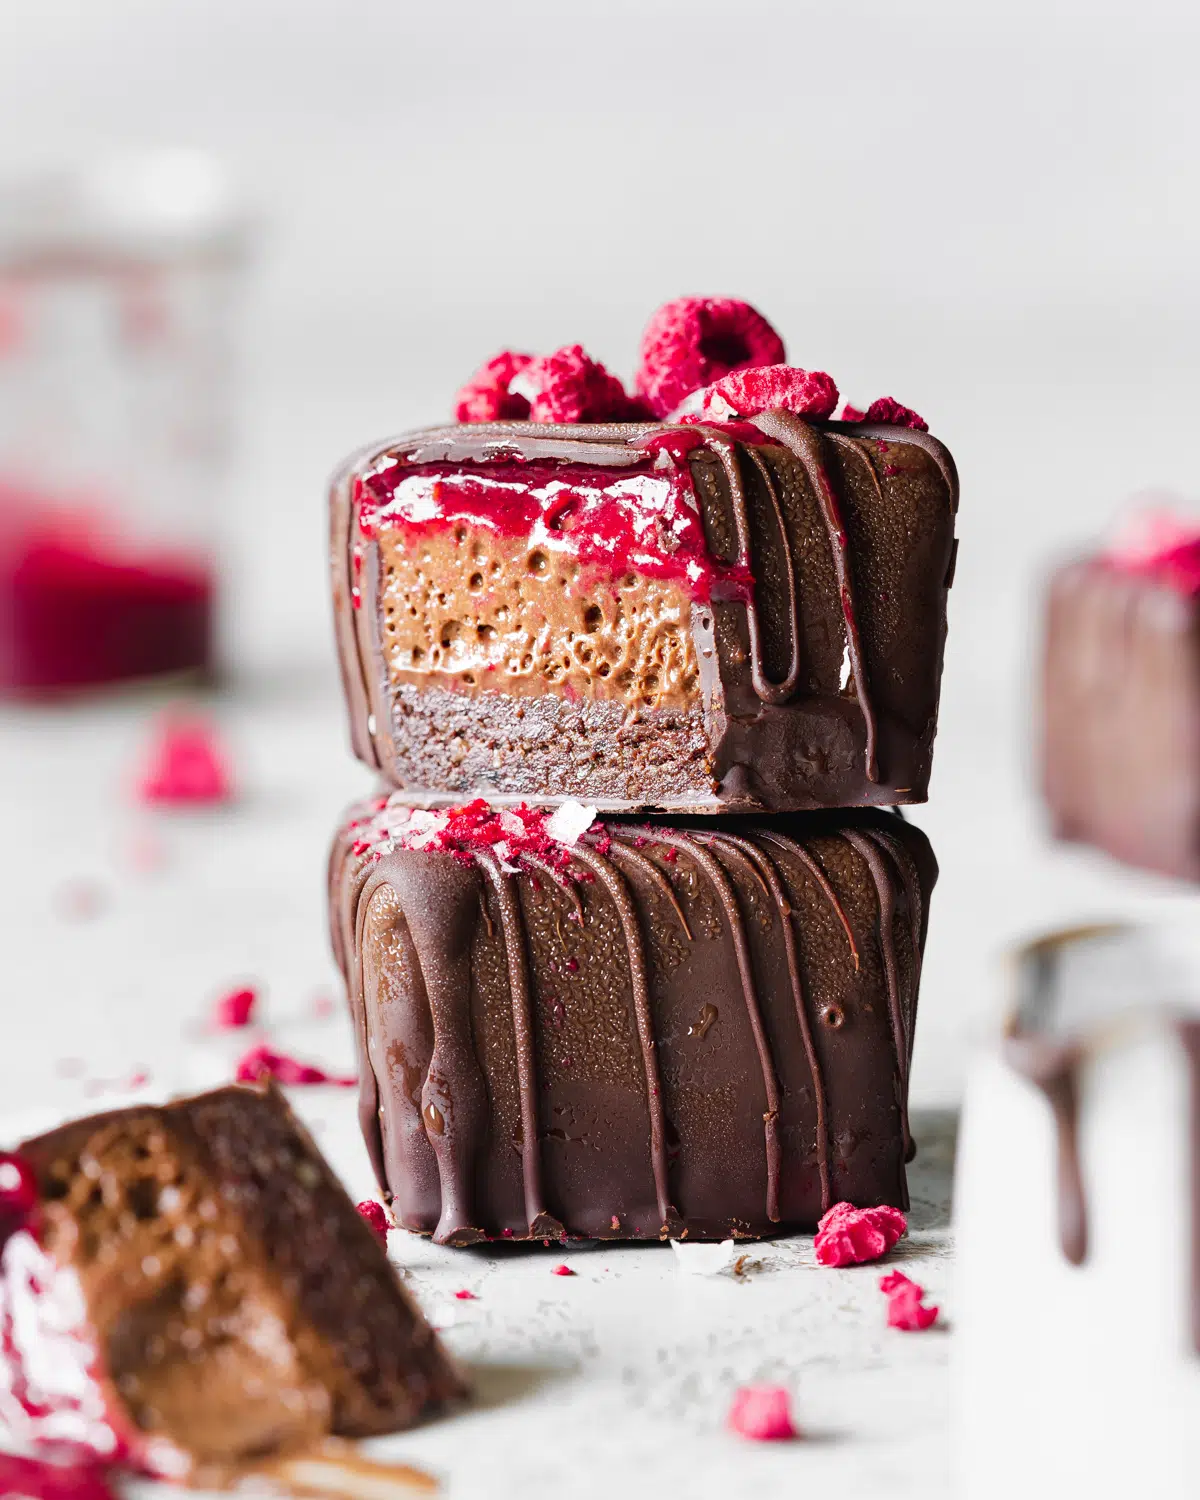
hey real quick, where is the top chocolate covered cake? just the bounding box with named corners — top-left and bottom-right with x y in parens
top-left (331, 299), bottom-right (958, 812)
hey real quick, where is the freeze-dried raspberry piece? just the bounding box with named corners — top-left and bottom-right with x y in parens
top-left (879, 1269), bottom-right (939, 1330)
top-left (1107, 510), bottom-right (1200, 594)
top-left (0, 1151), bottom-right (38, 1229)
top-left (453, 351), bottom-right (535, 423)
top-left (357, 1198), bottom-right (390, 1245)
top-left (213, 985), bottom-right (257, 1029)
top-left (520, 344), bottom-right (648, 424)
top-left (813, 1201), bottom-right (906, 1267)
top-left (727, 1385), bottom-right (797, 1441)
top-left (685, 364), bottom-right (839, 424)
top-left (234, 1044), bottom-right (355, 1088)
top-left (551, 1263), bottom-right (575, 1276)
top-left (0, 1454), bottom-right (118, 1500)
top-left (636, 297), bottom-right (786, 418)
top-left (138, 712), bottom-right (234, 805)
top-left (838, 401), bottom-right (867, 422)
top-left (453, 1288), bottom-right (477, 1300)
top-left (864, 396), bottom-right (928, 431)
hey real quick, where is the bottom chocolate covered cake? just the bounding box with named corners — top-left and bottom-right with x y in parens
top-left (329, 796), bottom-right (937, 1245)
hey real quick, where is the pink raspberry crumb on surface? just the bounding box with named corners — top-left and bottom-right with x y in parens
top-left (138, 711), bottom-right (234, 805)
top-left (685, 364), bottom-right (839, 424)
top-left (727, 1385), bottom-right (798, 1442)
top-left (357, 1199), bottom-right (389, 1245)
top-left (453, 1289), bottom-right (477, 1300)
top-left (213, 985), bottom-right (258, 1029)
top-left (551, 1263), bottom-right (575, 1276)
top-left (879, 1270), bottom-right (940, 1330)
top-left (453, 350), bottom-right (535, 423)
top-left (813, 1201), bottom-right (906, 1267)
top-left (234, 1044), bottom-right (355, 1088)
top-left (521, 344), bottom-right (649, 424)
top-left (636, 297), bottom-right (787, 418)
top-left (864, 396), bottom-right (928, 431)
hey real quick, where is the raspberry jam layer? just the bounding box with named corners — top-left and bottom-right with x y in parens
top-left (354, 459), bottom-right (753, 604)
top-left (0, 497), bottom-right (213, 694)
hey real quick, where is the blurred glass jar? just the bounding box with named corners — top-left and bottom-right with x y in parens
top-left (0, 151), bottom-right (249, 695)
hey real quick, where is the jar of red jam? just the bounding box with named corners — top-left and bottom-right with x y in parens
top-left (0, 152), bottom-right (247, 694)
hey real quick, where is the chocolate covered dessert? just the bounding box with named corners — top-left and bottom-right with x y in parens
top-left (1041, 512), bottom-right (1200, 880)
top-left (329, 795), bottom-right (936, 1245)
top-left (0, 1083), bottom-right (463, 1486)
top-left (331, 300), bottom-right (958, 813)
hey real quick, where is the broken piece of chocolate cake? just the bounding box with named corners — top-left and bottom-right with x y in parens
top-left (331, 416), bottom-right (958, 812)
top-left (0, 1083), bottom-right (464, 1485)
top-left (329, 795), bottom-right (937, 1245)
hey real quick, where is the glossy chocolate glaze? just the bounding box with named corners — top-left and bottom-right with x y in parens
top-left (330, 417), bottom-right (958, 812)
top-left (1041, 556), bottom-right (1200, 880)
top-left (329, 800), bottom-right (937, 1244)
top-left (3, 1085), bottom-right (464, 1482)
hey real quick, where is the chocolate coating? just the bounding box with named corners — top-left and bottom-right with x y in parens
top-left (1041, 557), bottom-right (1200, 880)
top-left (329, 800), bottom-right (937, 1244)
top-left (3, 1085), bottom-right (463, 1482)
top-left (330, 418), bottom-right (958, 812)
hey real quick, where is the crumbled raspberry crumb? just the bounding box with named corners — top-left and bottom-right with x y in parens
top-left (839, 401), bottom-right (867, 422)
top-left (864, 396), bottom-right (928, 431)
top-left (213, 985), bottom-right (258, 1029)
top-left (453, 1288), bottom-right (477, 1300)
top-left (138, 712), bottom-right (234, 805)
top-left (453, 350), bottom-right (535, 423)
top-left (685, 364), bottom-right (839, 424)
top-left (727, 1385), bottom-right (797, 1441)
top-left (357, 1199), bottom-right (389, 1245)
top-left (234, 1044), bottom-right (355, 1088)
top-left (520, 344), bottom-right (649, 424)
top-left (813, 1201), bottom-right (906, 1267)
top-left (879, 1269), bottom-right (939, 1330)
top-left (636, 297), bottom-right (787, 419)
top-left (551, 1263), bottom-right (575, 1276)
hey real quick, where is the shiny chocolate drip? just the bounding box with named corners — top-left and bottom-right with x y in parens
top-left (635, 827), bottom-right (785, 1223)
top-left (474, 851), bottom-right (562, 1241)
top-left (700, 831), bottom-right (831, 1212)
top-left (571, 842), bottom-right (676, 1232)
top-left (1005, 1035), bottom-right (1089, 1266)
top-left (749, 410), bottom-right (879, 781)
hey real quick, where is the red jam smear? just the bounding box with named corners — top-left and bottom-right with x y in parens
top-left (354, 457), bottom-right (753, 605)
top-left (0, 495), bottom-right (212, 696)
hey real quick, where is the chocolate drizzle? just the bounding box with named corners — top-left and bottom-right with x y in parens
top-left (332, 805), bottom-right (935, 1241)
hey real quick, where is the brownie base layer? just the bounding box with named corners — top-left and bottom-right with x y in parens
top-left (330, 799), bottom-right (937, 1245)
top-left (331, 417), bottom-right (958, 813)
top-left (1041, 558), bottom-right (1200, 880)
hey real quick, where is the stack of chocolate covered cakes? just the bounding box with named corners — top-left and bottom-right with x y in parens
top-left (327, 298), bottom-right (959, 1246)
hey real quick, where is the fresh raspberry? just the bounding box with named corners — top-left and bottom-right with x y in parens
top-left (453, 351), bottom-right (535, 423)
top-left (879, 1270), bottom-right (939, 1330)
top-left (864, 396), bottom-right (928, 431)
top-left (813, 1201), bottom-right (906, 1267)
top-left (234, 1044), bottom-right (355, 1088)
top-left (727, 1385), bottom-right (797, 1441)
top-left (138, 712), bottom-right (234, 805)
top-left (521, 344), bottom-right (649, 424)
top-left (213, 985), bottom-right (257, 1029)
top-left (357, 1198), bottom-right (390, 1245)
top-left (685, 364), bottom-right (839, 424)
top-left (636, 297), bottom-right (786, 418)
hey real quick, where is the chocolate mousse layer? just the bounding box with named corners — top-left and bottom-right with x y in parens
top-left (329, 796), bottom-right (937, 1244)
top-left (331, 417), bottom-right (958, 812)
top-left (0, 1084), bottom-right (463, 1484)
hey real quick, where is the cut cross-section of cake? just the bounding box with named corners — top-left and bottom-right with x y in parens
top-left (331, 417), bottom-right (958, 812)
top-left (329, 795), bottom-right (937, 1245)
top-left (0, 1083), bottom-right (464, 1488)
